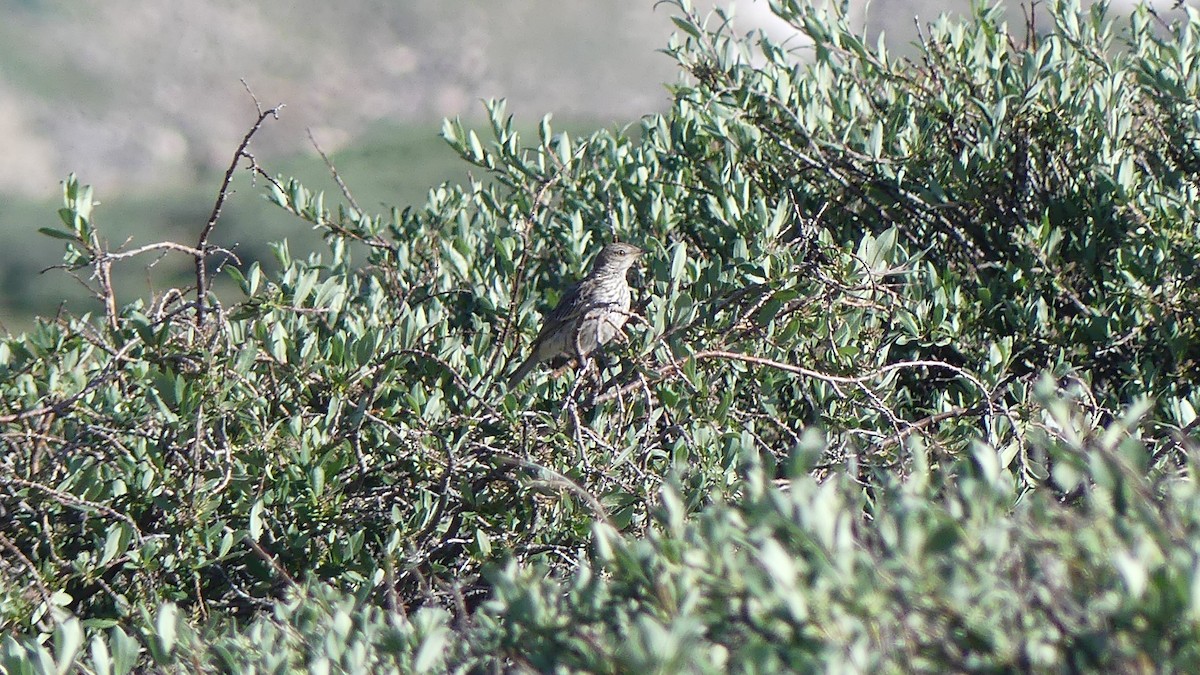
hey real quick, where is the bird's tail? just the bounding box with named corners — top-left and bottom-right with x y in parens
top-left (505, 355), bottom-right (538, 388)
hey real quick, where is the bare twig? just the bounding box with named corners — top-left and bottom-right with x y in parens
top-left (307, 127), bottom-right (361, 213)
top-left (594, 349), bottom-right (992, 407)
top-left (491, 451), bottom-right (613, 527)
top-left (0, 474), bottom-right (145, 544)
top-left (0, 531), bottom-right (55, 622)
top-left (195, 82), bottom-right (283, 326)
top-left (242, 533), bottom-right (298, 589)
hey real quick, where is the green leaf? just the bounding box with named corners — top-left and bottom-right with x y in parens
top-left (669, 242), bottom-right (688, 282)
top-left (38, 227), bottom-right (78, 241)
top-left (413, 624), bottom-right (449, 673)
top-left (53, 617), bottom-right (83, 675)
top-left (155, 604), bottom-right (178, 657)
top-left (467, 130), bottom-right (484, 162)
top-left (89, 635), bottom-right (112, 675)
top-left (671, 16), bottom-right (702, 39)
top-left (99, 524), bottom-right (129, 566)
top-left (108, 628), bottom-right (139, 675)
top-left (249, 500), bottom-right (265, 540)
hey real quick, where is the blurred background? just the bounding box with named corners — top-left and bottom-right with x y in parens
top-left (0, 0), bottom-right (1165, 331)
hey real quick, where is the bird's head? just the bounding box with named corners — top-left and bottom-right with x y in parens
top-left (591, 242), bottom-right (644, 276)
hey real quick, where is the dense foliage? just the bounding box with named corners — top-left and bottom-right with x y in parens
top-left (3, 0), bottom-right (1200, 671)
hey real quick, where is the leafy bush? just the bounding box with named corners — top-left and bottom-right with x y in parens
top-left (2, 0), bottom-right (1199, 671)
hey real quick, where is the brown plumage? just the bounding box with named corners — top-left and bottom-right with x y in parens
top-left (506, 242), bottom-right (643, 387)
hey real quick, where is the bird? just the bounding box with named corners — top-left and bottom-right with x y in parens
top-left (506, 242), bottom-right (644, 387)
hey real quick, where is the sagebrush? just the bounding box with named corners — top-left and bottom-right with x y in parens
top-left (2, 0), bottom-right (1199, 671)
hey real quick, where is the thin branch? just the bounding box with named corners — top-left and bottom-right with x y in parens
top-left (593, 349), bottom-right (994, 413)
top-left (241, 533), bottom-right (298, 589)
top-left (0, 532), bottom-right (54, 620)
top-left (195, 82), bottom-right (283, 326)
top-left (120, 240), bottom-right (188, 263)
top-left (1, 474), bottom-right (145, 544)
top-left (307, 127), bottom-right (361, 213)
top-left (490, 452), bottom-right (613, 527)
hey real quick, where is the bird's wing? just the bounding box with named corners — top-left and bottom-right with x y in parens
top-left (532, 280), bottom-right (585, 343)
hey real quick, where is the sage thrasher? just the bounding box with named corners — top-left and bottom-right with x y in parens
top-left (506, 242), bottom-right (643, 387)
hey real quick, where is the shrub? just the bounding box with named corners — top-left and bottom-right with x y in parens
top-left (2, 0), bottom-right (1199, 670)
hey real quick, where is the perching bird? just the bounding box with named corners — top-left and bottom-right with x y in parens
top-left (506, 242), bottom-right (644, 387)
